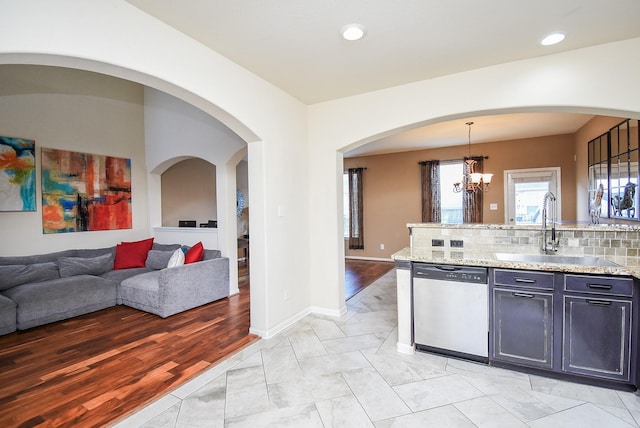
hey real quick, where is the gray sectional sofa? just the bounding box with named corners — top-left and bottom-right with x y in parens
top-left (0, 243), bottom-right (230, 335)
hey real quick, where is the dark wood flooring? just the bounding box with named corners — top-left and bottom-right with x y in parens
top-left (345, 258), bottom-right (395, 300)
top-left (0, 258), bottom-right (392, 427)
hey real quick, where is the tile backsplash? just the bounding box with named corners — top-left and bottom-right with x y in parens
top-left (409, 224), bottom-right (640, 265)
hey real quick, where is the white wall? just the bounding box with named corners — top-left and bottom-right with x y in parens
top-left (143, 87), bottom-right (247, 294)
top-left (0, 65), bottom-right (148, 256)
top-left (0, 0), bottom-right (310, 337)
top-left (307, 38), bottom-right (640, 315)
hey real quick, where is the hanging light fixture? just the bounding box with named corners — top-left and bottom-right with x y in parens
top-left (453, 122), bottom-right (493, 192)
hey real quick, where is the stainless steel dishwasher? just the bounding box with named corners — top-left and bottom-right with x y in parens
top-left (412, 263), bottom-right (489, 363)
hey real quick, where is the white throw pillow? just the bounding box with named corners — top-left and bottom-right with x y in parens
top-left (167, 248), bottom-right (185, 268)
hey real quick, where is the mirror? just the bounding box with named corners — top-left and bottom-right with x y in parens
top-left (589, 119), bottom-right (640, 222)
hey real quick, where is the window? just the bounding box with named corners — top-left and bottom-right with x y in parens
top-left (439, 162), bottom-right (463, 224)
top-left (504, 168), bottom-right (561, 225)
top-left (420, 159), bottom-right (480, 224)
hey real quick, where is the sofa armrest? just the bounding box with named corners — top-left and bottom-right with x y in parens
top-left (156, 257), bottom-right (230, 316)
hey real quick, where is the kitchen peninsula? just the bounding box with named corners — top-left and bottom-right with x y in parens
top-left (392, 223), bottom-right (640, 390)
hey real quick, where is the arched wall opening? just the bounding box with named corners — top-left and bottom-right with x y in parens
top-left (334, 106), bottom-right (640, 304)
top-left (0, 58), bottom-right (263, 328)
top-left (308, 33), bottom-right (640, 317)
top-left (161, 158), bottom-right (217, 228)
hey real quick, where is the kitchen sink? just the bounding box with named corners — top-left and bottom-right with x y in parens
top-left (494, 253), bottom-right (620, 267)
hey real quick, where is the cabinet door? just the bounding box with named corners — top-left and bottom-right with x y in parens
top-left (492, 288), bottom-right (553, 369)
top-left (563, 296), bottom-right (631, 381)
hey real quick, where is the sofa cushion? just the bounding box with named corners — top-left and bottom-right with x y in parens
top-left (203, 249), bottom-right (222, 260)
top-left (2, 275), bottom-right (117, 330)
top-left (114, 238), bottom-right (154, 270)
top-left (0, 294), bottom-right (17, 335)
top-left (167, 249), bottom-right (185, 268)
top-left (151, 243), bottom-right (181, 252)
top-left (0, 262), bottom-right (59, 291)
top-left (145, 250), bottom-right (175, 270)
top-left (101, 266), bottom-right (152, 284)
top-left (0, 250), bottom-right (76, 266)
top-left (184, 242), bottom-right (204, 264)
top-left (58, 253), bottom-right (114, 278)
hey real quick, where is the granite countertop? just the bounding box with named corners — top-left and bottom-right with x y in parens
top-left (392, 247), bottom-right (640, 279)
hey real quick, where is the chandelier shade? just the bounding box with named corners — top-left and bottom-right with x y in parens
top-left (453, 122), bottom-right (492, 192)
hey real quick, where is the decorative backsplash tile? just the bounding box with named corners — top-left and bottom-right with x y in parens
top-left (409, 224), bottom-right (640, 261)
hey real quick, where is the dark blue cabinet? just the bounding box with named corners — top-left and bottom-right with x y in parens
top-left (491, 269), bottom-right (554, 369)
top-left (492, 288), bottom-right (553, 369)
top-left (490, 269), bottom-right (637, 388)
top-left (563, 274), bottom-right (634, 382)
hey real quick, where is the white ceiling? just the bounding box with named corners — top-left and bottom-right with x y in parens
top-left (125, 0), bottom-right (640, 155)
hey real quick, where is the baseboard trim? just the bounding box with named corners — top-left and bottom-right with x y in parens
top-left (249, 304), bottom-right (348, 339)
top-left (309, 305), bottom-right (347, 318)
top-left (249, 307), bottom-right (311, 339)
top-left (396, 342), bottom-right (415, 355)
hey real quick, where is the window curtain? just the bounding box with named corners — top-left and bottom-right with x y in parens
top-left (420, 160), bottom-right (441, 223)
top-left (348, 167), bottom-right (365, 250)
top-left (463, 156), bottom-right (483, 223)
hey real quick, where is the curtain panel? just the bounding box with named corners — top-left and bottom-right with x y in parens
top-left (420, 160), bottom-right (441, 223)
top-left (463, 156), bottom-right (484, 223)
top-left (348, 168), bottom-right (365, 250)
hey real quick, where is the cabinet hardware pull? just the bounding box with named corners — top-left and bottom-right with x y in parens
top-left (513, 292), bottom-right (535, 298)
top-left (514, 277), bottom-right (536, 283)
top-left (586, 299), bottom-right (611, 306)
top-left (587, 284), bottom-right (612, 290)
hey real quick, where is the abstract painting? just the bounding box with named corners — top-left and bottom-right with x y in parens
top-left (0, 136), bottom-right (36, 211)
top-left (41, 148), bottom-right (132, 233)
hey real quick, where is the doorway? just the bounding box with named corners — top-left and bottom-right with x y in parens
top-left (505, 167), bottom-right (561, 225)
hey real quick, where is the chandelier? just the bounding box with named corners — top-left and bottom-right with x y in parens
top-left (453, 121), bottom-right (493, 192)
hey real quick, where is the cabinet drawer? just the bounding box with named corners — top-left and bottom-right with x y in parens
top-left (493, 269), bottom-right (554, 290)
top-left (564, 274), bottom-right (634, 297)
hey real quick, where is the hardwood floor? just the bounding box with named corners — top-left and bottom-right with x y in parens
top-left (345, 258), bottom-right (395, 300)
top-left (0, 258), bottom-right (391, 427)
top-left (0, 275), bottom-right (255, 428)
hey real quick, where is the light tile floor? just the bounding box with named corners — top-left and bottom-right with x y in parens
top-left (115, 270), bottom-right (640, 428)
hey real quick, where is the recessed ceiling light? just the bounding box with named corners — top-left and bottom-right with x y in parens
top-left (341, 24), bottom-right (367, 41)
top-left (541, 32), bottom-right (565, 46)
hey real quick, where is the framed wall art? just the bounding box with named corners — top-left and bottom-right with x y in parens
top-left (41, 148), bottom-right (132, 233)
top-left (0, 136), bottom-right (35, 212)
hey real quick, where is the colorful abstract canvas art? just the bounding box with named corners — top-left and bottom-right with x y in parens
top-left (0, 136), bottom-right (36, 211)
top-left (41, 148), bottom-right (132, 233)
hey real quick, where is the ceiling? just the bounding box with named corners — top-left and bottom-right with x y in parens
top-left (125, 0), bottom-right (640, 155)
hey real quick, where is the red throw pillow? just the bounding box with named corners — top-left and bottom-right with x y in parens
top-left (184, 241), bottom-right (204, 264)
top-left (113, 237), bottom-right (154, 270)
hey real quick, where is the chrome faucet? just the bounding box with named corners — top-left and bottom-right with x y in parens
top-left (541, 191), bottom-right (559, 253)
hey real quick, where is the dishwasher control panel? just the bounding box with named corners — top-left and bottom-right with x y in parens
top-left (413, 263), bottom-right (488, 284)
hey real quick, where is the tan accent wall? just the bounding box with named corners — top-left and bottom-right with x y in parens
top-left (161, 158), bottom-right (217, 227)
top-left (344, 134), bottom-right (579, 259)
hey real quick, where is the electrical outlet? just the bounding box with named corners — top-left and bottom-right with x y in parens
top-left (380, 243), bottom-right (385, 250)
top-left (450, 239), bottom-right (464, 248)
top-left (432, 239), bottom-right (444, 247)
